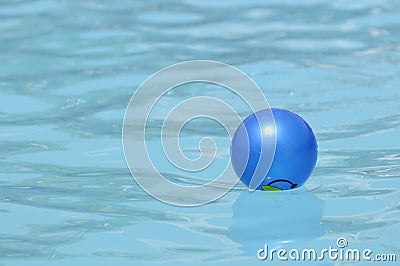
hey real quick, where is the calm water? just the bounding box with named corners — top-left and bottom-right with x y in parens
top-left (1, 0), bottom-right (400, 265)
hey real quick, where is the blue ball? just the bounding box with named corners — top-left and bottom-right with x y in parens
top-left (231, 108), bottom-right (317, 191)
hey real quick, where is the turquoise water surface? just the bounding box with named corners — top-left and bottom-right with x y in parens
top-left (1, 1), bottom-right (400, 265)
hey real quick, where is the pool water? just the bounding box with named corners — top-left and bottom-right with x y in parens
top-left (1, 1), bottom-right (399, 265)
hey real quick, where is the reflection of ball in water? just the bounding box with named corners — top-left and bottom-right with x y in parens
top-left (229, 190), bottom-right (324, 255)
top-left (231, 108), bottom-right (317, 190)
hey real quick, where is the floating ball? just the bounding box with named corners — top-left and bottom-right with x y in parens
top-left (231, 108), bottom-right (317, 191)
